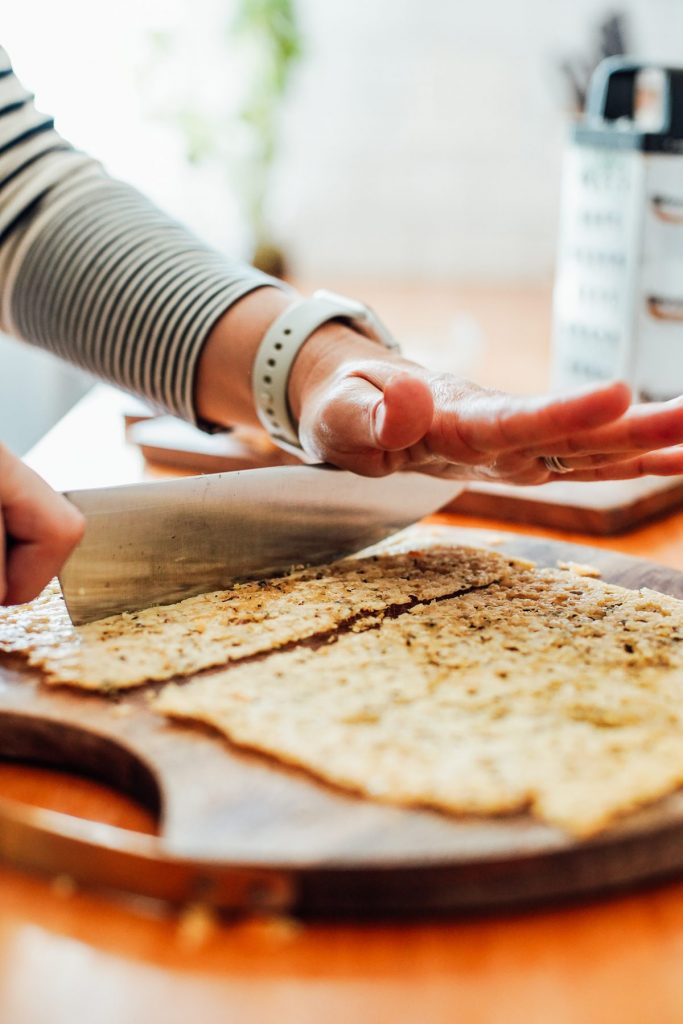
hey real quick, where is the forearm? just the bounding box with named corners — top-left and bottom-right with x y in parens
top-left (0, 45), bottom-right (286, 424)
top-left (0, 44), bottom-right (403, 435)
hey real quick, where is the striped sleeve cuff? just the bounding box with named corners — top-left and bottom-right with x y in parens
top-left (6, 177), bottom-right (288, 424)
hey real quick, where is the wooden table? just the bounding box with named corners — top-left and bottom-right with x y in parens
top-left (5, 283), bottom-right (683, 1024)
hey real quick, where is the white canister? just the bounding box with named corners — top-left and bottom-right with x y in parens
top-left (552, 58), bottom-right (683, 401)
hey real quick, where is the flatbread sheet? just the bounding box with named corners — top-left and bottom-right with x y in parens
top-left (156, 566), bottom-right (683, 837)
top-left (0, 544), bottom-right (517, 690)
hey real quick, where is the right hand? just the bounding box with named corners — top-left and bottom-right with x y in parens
top-left (0, 445), bottom-right (84, 606)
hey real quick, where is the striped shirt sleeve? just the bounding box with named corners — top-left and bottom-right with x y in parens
top-left (0, 46), bottom-right (287, 424)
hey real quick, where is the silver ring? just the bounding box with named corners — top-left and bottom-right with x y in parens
top-left (543, 455), bottom-right (573, 475)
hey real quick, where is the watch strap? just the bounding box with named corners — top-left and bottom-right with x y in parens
top-left (252, 289), bottom-right (399, 452)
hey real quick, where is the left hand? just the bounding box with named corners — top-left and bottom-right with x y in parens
top-left (293, 344), bottom-right (683, 484)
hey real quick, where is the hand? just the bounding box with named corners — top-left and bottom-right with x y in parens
top-left (291, 330), bottom-right (683, 483)
top-left (198, 290), bottom-right (683, 484)
top-left (0, 445), bottom-right (84, 606)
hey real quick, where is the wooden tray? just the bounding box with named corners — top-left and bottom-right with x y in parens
top-left (2, 528), bottom-right (683, 918)
top-left (448, 477), bottom-right (683, 535)
top-left (125, 415), bottom-right (300, 474)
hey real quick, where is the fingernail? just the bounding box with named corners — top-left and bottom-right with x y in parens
top-left (372, 398), bottom-right (386, 446)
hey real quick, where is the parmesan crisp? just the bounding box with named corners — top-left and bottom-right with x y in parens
top-left (0, 545), bottom-right (516, 690)
top-left (156, 567), bottom-right (683, 837)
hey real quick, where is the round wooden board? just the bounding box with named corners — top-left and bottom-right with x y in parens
top-left (2, 526), bottom-right (683, 918)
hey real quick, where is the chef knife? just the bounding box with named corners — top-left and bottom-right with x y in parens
top-left (59, 466), bottom-right (462, 624)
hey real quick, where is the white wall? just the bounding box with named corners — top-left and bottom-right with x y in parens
top-left (4, 0), bottom-right (683, 285)
top-left (275, 0), bottom-right (683, 281)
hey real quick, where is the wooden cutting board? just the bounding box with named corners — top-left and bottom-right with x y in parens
top-left (448, 477), bottom-right (683, 535)
top-left (2, 527), bottom-right (683, 919)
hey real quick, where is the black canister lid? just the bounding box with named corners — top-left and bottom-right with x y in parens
top-left (574, 57), bottom-right (683, 153)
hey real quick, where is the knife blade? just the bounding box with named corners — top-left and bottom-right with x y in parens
top-left (59, 466), bottom-right (461, 624)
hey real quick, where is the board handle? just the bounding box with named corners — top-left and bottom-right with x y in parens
top-left (0, 793), bottom-right (296, 913)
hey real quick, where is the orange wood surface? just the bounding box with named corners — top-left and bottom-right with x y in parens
top-left (6, 283), bottom-right (683, 1024)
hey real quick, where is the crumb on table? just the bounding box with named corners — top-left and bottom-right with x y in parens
top-left (556, 560), bottom-right (602, 578)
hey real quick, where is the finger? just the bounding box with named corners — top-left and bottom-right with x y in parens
top-left (410, 441), bottom-right (683, 486)
top-left (558, 447), bottom-right (683, 482)
top-left (310, 365), bottom-right (433, 468)
top-left (5, 536), bottom-right (79, 605)
top-left (434, 380), bottom-right (632, 458)
top-left (0, 446), bottom-right (85, 605)
top-left (373, 373), bottom-right (435, 450)
top-left (544, 449), bottom-right (643, 471)
top-left (5, 516), bottom-right (84, 605)
top-left (524, 396), bottom-right (683, 460)
top-left (343, 365), bottom-right (434, 451)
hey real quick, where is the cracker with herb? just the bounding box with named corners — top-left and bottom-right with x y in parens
top-left (157, 567), bottom-right (683, 837)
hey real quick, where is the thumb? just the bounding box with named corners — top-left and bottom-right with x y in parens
top-left (312, 366), bottom-right (434, 457)
top-left (370, 371), bottom-right (434, 450)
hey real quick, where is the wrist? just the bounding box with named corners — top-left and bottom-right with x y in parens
top-left (195, 286), bottom-right (294, 430)
top-left (195, 285), bottom-right (409, 445)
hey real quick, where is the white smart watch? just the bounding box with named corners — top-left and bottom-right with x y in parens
top-left (251, 289), bottom-right (400, 457)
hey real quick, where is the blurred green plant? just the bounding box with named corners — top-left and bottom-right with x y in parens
top-left (143, 0), bottom-right (303, 276)
top-left (234, 0), bottom-right (303, 272)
